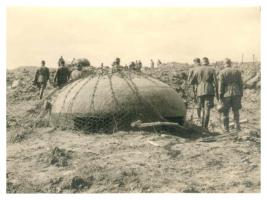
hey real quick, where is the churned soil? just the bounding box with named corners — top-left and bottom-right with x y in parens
top-left (6, 64), bottom-right (260, 193)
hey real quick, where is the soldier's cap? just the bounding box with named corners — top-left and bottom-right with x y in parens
top-left (202, 57), bottom-right (209, 61)
top-left (193, 58), bottom-right (201, 63)
top-left (224, 58), bottom-right (231, 64)
top-left (115, 58), bottom-right (120, 62)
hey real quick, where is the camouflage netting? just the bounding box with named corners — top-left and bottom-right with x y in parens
top-left (50, 71), bottom-right (186, 132)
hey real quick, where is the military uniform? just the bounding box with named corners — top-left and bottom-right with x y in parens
top-left (58, 56), bottom-right (65, 66)
top-left (218, 67), bottom-right (243, 131)
top-left (190, 65), bottom-right (218, 128)
top-left (34, 66), bottom-right (50, 99)
top-left (54, 66), bottom-right (70, 88)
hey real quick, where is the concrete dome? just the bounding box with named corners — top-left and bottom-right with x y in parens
top-left (51, 72), bottom-right (186, 131)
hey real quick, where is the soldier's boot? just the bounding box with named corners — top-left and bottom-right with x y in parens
top-left (204, 108), bottom-right (210, 129)
top-left (223, 117), bottom-right (230, 133)
top-left (222, 109), bottom-right (230, 133)
top-left (233, 110), bottom-right (241, 131)
top-left (39, 87), bottom-right (44, 99)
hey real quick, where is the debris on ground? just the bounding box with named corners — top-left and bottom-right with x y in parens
top-left (6, 62), bottom-right (261, 193)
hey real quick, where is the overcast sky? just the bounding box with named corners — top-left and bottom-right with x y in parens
top-left (7, 7), bottom-right (260, 68)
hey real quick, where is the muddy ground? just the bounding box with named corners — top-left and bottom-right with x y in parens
top-left (6, 64), bottom-right (261, 193)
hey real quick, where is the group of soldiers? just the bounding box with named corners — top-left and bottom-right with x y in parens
top-left (33, 56), bottom-right (144, 99)
top-left (33, 55), bottom-right (243, 133)
top-left (111, 58), bottom-right (142, 72)
top-left (111, 58), bottom-right (162, 71)
top-left (33, 56), bottom-right (83, 99)
top-left (188, 57), bottom-right (243, 132)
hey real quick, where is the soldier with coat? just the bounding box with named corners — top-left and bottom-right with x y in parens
top-left (218, 58), bottom-right (243, 132)
top-left (189, 57), bottom-right (219, 129)
top-left (58, 56), bottom-right (65, 67)
top-left (53, 61), bottom-right (70, 88)
top-left (188, 57), bottom-right (202, 119)
top-left (33, 60), bottom-right (50, 99)
top-left (112, 57), bottom-right (123, 72)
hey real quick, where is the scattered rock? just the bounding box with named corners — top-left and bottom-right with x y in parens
top-left (48, 147), bottom-right (73, 167)
top-left (11, 80), bottom-right (20, 88)
top-left (69, 176), bottom-right (93, 191)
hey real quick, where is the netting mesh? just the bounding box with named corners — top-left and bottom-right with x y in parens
top-left (49, 70), bottom-right (186, 133)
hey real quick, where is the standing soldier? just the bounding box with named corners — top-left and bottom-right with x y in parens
top-left (112, 57), bottom-right (123, 72)
top-left (190, 57), bottom-right (219, 129)
top-left (33, 60), bottom-right (50, 99)
top-left (137, 60), bottom-right (142, 71)
top-left (188, 57), bottom-right (202, 119)
top-left (150, 59), bottom-right (155, 69)
top-left (218, 58), bottom-right (243, 132)
top-left (53, 61), bottom-right (70, 88)
top-left (58, 56), bottom-right (65, 67)
top-left (129, 61), bottom-right (136, 70)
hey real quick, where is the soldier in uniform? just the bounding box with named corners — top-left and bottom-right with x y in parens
top-left (58, 56), bottom-right (65, 67)
top-left (53, 61), bottom-right (70, 88)
top-left (218, 58), bottom-right (243, 132)
top-left (33, 60), bottom-right (50, 99)
top-left (137, 60), bottom-right (142, 72)
top-left (112, 58), bottom-right (123, 72)
top-left (188, 57), bottom-right (201, 119)
top-left (190, 57), bottom-right (219, 129)
top-left (129, 61), bottom-right (136, 70)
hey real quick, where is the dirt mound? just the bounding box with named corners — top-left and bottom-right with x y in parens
top-left (143, 63), bottom-right (193, 101)
top-left (237, 63), bottom-right (260, 89)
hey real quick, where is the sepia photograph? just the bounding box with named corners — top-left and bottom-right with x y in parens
top-left (5, 5), bottom-right (261, 194)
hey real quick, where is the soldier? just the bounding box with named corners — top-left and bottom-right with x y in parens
top-left (33, 60), bottom-right (50, 99)
top-left (129, 61), bottom-right (136, 70)
top-left (218, 58), bottom-right (243, 132)
top-left (53, 61), bottom-right (70, 88)
top-left (112, 57), bottom-right (123, 72)
top-left (190, 57), bottom-right (219, 129)
top-left (188, 57), bottom-right (202, 119)
top-left (150, 59), bottom-right (155, 69)
top-left (137, 60), bottom-right (142, 71)
top-left (58, 56), bottom-right (65, 67)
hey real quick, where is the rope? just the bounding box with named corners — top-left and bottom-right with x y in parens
top-left (66, 77), bottom-right (93, 113)
top-left (89, 74), bottom-right (102, 112)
